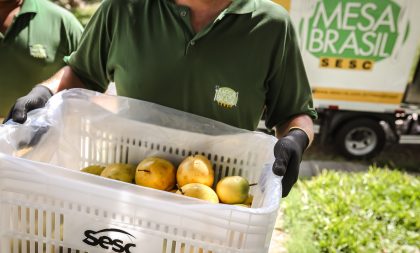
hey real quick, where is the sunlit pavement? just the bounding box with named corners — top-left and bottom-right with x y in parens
top-left (299, 160), bottom-right (369, 178)
top-left (269, 209), bottom-right (288, 253)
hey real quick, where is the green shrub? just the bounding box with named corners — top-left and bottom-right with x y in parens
top-left (71, 4), bottom-right (100, 27)
top-left (282, 168), bottom-right (419, 253)
top-left (49, 0), bottom-right (99, 27)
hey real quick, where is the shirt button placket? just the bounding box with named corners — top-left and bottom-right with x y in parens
top-left (179, 8), bottom-right (197, 54)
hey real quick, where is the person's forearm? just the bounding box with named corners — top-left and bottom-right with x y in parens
top-left (40, 66), bottom-right (85, 94)
top-left (275, 114), bottom-right (314, 146)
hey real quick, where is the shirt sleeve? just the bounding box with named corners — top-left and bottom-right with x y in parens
top-left (65, 1), bottom-right (113, 92)
top-left (264, 15), bottom-right (317, 129)
top-left (63, 12), bottom-right (83, 54)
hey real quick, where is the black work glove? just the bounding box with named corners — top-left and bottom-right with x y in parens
top-left (272, 128), bottom-right (309, 197)
top-left (3, 85), bottom-right (53, 124)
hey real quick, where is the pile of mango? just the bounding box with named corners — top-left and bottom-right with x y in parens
top-left (81, 155), bottom-right (254, 207)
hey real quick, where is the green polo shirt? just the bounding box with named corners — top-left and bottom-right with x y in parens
top-left (68, 0), bottom-right (317, 130)
top-left (0, 0), bottom-right (83, 116)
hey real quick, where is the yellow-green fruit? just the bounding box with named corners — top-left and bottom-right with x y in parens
top-left (243, 194), bottom-right (253, 206)
top-left (177, 155), bottom-right (214, 187)
top-left (234, 204), bottom-right (249, 208)
top-left (100, 163), bottom-right (136, 183)
top-left (176, 183), bottom-right (219, 204)
top-left (81, 165), bottom-right (105, 175)
top-left (135, 157), bottom-right (176, 191)
top-left (216, 176), bottom-right (250, 204)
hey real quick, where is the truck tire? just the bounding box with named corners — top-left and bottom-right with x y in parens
top-left (335, 119), bottom-right (386, 159)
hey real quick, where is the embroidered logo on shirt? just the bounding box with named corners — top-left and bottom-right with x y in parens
top-left (214, 86), bottom-right (238, 108)
top-left (30, 44), bottom-right (47, 59)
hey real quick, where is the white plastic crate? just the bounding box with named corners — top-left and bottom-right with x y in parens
top-left (0, 90), bottom-right (281, 253)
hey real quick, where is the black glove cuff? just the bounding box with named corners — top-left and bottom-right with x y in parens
top-left (33, 85), bottom-right (54, 98)
top-left (286, 129), bottom-right (309, 154)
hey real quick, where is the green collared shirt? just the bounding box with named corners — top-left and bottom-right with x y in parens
top-left (0, 0), bottom-right (83, 116)
top-left (68, 0), bottom-right (317, 130)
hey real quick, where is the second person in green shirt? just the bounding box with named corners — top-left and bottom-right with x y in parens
top-left (0, 0), bottom-right (83, 117)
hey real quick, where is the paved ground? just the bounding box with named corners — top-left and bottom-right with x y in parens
top-left (269, 214), bottom-right (288, 253)
top-left (303, 138), bottom-right (420, 175)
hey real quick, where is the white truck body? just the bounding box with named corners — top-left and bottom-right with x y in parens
top-left (275, 0), bottom-right (420, 113)
top-left (271, 0), bottom-right (420, 158)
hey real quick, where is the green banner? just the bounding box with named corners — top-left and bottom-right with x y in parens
top-left (305, 0), bottom-right (404, 61)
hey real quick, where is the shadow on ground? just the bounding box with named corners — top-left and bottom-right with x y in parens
top-left (303, 138), bottom-right (420, 174)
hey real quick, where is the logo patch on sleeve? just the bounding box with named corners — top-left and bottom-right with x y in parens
top-left (214, 86), bottom-right (238, 108)
top-left (29, 44), bottom-right (47, 59)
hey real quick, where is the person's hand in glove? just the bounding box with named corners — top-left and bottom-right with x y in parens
top-left (272, 128), bottom-right (310, 197)
top-left (3, 85), bottom-right (53, 124)
top-left (2, 67), bottom-right (85, 124)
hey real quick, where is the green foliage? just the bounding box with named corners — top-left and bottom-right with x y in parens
top-left (283, 190), bottom-right (319, 253)
top-left (71, 4), bottom-right (100, 27)
top-left (49, 0), bottom-right (99, 27)
top-left (282, 167), bottom-right (420, 253)
top-left (51, 0), bottom-right (99, 10)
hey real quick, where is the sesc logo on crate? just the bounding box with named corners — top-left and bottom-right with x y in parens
top-left (64, 215), bottom-right (164, 253)
top-left (83, 228), bottom-right (136, 253)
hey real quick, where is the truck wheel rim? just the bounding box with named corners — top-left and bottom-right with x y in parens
top-left (344, 127), bottom-right (377, 156)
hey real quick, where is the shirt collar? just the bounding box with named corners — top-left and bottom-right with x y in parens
top-left (225, 0), bottom-right (257, 14)
top-left (18, 0), bottom-right (38, 16)
top-left (167, 0), bottom-right (257, 15)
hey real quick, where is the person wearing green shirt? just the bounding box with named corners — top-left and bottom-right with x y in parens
top-left (6, 0), bottom-right (317, 197)
top-left (0, 0), bottom-right (83, 117)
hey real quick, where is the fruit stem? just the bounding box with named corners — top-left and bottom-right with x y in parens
top-left (249, 183), bottom-right (258, 187)
top-left (137, 169), bottom-right (151, 173)
top-left (179, 188), bottom-right (185, 195)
